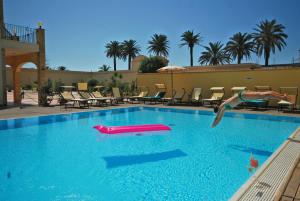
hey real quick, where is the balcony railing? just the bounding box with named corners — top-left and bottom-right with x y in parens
top-left (0, 23), bottom-right (37, 44)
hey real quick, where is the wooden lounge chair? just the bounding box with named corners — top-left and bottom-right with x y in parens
top-left (112, 87), bottom-right (124, 103)
top-left (77, 83), bottom-right (108, 106)
top-left (91, 86), bottom-right (114, 105)
top-left (162, 88), bottom-right (186, 105)
top-left (78, 90), bottom-right (108, 106)
top-left (231, 86), bottom-right (247, 96)
top-left (202, 87), bottom-right (225, 106)
top-left (142, 91), bottom-right (166, 104)
top-left (278, 87), bottom-right (298, 111)
top-left (59, 88), bottom-right (89, 108)
top-left (127, 90), bottom-right (149, 103)
top-left (189, 88), bottom-right (202, 105)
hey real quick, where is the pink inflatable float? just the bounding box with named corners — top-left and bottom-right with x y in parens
top-left (93, 124), bottom-right (171, 134)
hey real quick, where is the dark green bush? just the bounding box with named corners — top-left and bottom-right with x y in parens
top-left (87, 79), bottom-right (99, 91)
top-left (139, 56), bottom-right (168, 73)
top-left (22, 84), bottom-right (33, 90)
top-left (39, 79), bottom-right (53, 106)
top-left (53, 80), bottom-right (64, 93)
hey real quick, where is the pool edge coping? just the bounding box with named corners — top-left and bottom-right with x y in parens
top-left (1, 104), bottom-right (300, 121)
top-left (230, 126), bottom-right (300, 201)
top-left (0, 105), bottom-right (140, 121)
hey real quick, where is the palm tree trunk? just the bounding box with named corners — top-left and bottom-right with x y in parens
top-left (265, 49), bottom-right (270, 66)
top-left (190, 47), bottom-right (193, 66)
top-left (238, 55), bottom-right (242, 64)
top-left (128, 55), bottom-right (131, 70)
top-left (113, 56), bottom-right (116, 71)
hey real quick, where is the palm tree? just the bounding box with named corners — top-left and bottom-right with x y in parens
top-left (57, 66), bottom-right (67, 71)
top-left (121, 39), bottom-right (141, 70)
top-left (147, 34), bottom-right (169, 57)
top-left (98, 64), bottom-right (111, 72)
top-left (180, 30), bottom-right (202, 66)
top-left (105, 41), bottom-right (122, 71)
top-left (198, 42), bottom-right (231, 65)
top-left (225, 32), bottom-right (254, 64)
top-left (252, 19), bottom-right (288, 66)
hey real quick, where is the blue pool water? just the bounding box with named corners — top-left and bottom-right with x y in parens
top-left (0, 107), bottom-right (299, 201)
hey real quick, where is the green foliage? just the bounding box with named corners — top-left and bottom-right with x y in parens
top-left (87, 79), bottom-right (99, 90)
top-left (139, 56), bottom-right (168, 73)
top-left (225, 32), bottom-right (254, 64)
top-left (39, 79), bottom-right (53, 106)
top-left (147, 34), bottom-right (169, 57)
top-left (180, 30), bottom-right (202, 66)
top-left (130, 80), bottom-right (138, 95)
top-left (199, 42), bottom-right (231, 65)
top-left (110, 73), bottom-right (123, 88)
top-left (98, 64), bottom-right (111, 72)
top-left (52, 80), bottom-right (64, 93)
top-left (121, 39), bottom-right (141, 70)
top-left (57, 66), bottom-right (67, 71)
top-left (22, 84), bottom-right (33, 90)
top-left (105, 41), bottom-right (122, 71)
top-left (252, 19), bottom-right (287, 66)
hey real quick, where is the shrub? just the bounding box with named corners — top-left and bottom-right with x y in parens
top-left (57, 66), bottom-right (67, 71)
top-left (139, 56), bottom-right (168, 73)
top-left (22, 84), bottom-right (32, 90)
top-left (87, 79), bottom-right (99, 88)
top-left (53, 80), bottom-right (64, 93)
top-left (39, 79), bottom-right (53, 106)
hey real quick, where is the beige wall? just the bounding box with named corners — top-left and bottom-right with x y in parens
top-left (137, 67), bottom-right (300, 106)
top-left (5, 67), bottom-right (138, 88)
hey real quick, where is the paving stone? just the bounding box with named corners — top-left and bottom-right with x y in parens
top-left (280, 195), bottom-right (293, 201)
top-left (284, 168), bottom-right (300, 197)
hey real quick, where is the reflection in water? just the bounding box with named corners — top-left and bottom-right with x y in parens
top-left (228, 144), bottom-right (272, 156)
top-left (103, 149), bottom-right (187, 169)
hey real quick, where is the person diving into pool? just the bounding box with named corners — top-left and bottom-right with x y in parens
top-left (212, 90), bottom-right (290, 128)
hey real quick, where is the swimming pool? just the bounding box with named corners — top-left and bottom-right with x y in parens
top-left (0, 107), bottom-right (299, 201)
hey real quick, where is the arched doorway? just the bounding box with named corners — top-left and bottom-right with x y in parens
top-left (10, 62), bottom-right (39, 105)
top-left (5, 59), bottom-right (39, 105)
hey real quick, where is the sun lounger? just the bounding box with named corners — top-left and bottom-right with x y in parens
top-left (278, 87), bottom-right (298, 111)
top-left (91, 86), bottom-right (114, 105)
top-left (202, 87), bottom-right (225, 106)
top-left (78, 90), bottom-right (108, 106)
top-left (189, 88), bottom-right (202, 105)
top-left (162, 88), bottom-right (186, 105)
top-left (77, 83), bottom-right (106, 106)
top-left (127, 91), bottom-right (149, 103)
top-left (231, 87), bottom-right (247, 96)
top-left (59, 90), bottom-right (90, 108)
top-left (112, 87), bottom-right (124, 104)
top-left (142, 91), bottom-right (166, 104)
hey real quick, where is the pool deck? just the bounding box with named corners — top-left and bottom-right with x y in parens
top-left (1, 103), bottom-right (300, 200)
top-left (280, 160), bottom-right (300, 201)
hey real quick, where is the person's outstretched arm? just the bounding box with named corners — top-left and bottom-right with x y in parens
top-left (263, 91), bottom-right (290, 101)
top-left (212, 104), bottom-right (226, 128)
top-left (211, 95), bottom-right (240, 128)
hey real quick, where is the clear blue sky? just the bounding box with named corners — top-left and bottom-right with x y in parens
top-left (4, 0), bottom-right (300, 71)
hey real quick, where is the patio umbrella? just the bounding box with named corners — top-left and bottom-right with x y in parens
top-left (157, 66), bottom-right (185, 97)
